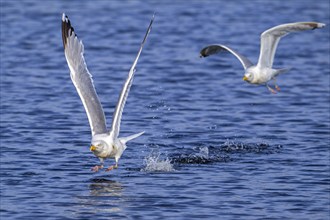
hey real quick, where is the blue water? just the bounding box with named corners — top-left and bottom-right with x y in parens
top-left (1, 0), bottom-right (329, 219)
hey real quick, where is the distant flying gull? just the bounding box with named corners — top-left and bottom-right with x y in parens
top-left (200, 22), bottom-right (325, 93)
top-left (62, 13), bottom-right (154, 172)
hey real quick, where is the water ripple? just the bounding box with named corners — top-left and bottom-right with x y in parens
top-left (1, 1), bottom-right (329, 219)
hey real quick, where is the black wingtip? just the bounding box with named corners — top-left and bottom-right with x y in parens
top-left (140, 13), bottom-right (155, 46)
top-left (61, 13), bottom-right (77, 49)
top-left (199, 48), bottom-right (209, 58)
top-left (61, 13), bottom-right (69, 48)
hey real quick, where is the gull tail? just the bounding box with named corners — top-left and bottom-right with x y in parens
top-left (119, 131), bottom-right (145, 144)
top-left (274, 67), bottom-right (291, 77)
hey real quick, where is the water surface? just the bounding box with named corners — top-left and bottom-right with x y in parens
top-left (1, 0), bottom-right (329, 219)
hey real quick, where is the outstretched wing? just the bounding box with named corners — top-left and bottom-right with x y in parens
top-left (62, 13), bottom-right (107, 136)
top-left (258, 22), bottom-right (325, 68)
top-left (200, 44), bottom-right (253, 70)
top-left (110, 14), bottom-right (154, 139)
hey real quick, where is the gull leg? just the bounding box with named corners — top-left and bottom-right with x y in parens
top-left (91, 158), bottom-right (104, 172)
top-left (273, 78), bottom-right (280, 91)
top-left (267, 84), bottom-right (277, 94)
top-left (91, 164), bottom-right (104, 172)
top-left (106, 158), bottom-right (119, 172)
top-left (275, 85), bottom-right (280, 91)
top-left (105, 164), bottom-right (118, 172)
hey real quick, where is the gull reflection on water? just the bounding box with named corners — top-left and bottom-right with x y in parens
top-left (89, 178), bottom-right (123, 197)
top-left (75, 178), bottom-right (127, 215)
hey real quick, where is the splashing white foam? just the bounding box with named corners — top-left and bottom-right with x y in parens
top-left (142, 152), bottom-right (174, 172)
top-left (199, 146), bottom-right (209, 158)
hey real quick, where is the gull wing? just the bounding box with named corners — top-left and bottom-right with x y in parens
top-left (110, 15), bottom-right (154, 139)
top-left (200, 44), bottom-right (253, 70)
top-left (257, 22), bottom-right (326, 68)
top-left (62, 13), bottom-right (107, 136)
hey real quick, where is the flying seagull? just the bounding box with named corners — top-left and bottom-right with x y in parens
top-left (200, 22), bottom-right (325, 93)
top-left (62, 13), bottom-right (154, 172)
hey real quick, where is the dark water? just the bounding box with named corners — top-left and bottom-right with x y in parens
top-left (1, 0), bottom-right (329, 219)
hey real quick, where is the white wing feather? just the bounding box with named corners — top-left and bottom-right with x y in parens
top-left (110, 15), bottom-right (154, 139)
top-left (62, 13), bottom-right (107, 136)
top-left (200, 44), bottom-right (253, 70)
top-left (257, 22), bottom-right (326, 68)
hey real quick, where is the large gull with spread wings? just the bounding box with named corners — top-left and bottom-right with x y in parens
top-left (200, 22), bottom-right (325, 93)
top-left (62, 13), bottom-right (154, 172)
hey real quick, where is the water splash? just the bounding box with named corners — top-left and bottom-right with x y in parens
top-left (220, 140), bottom-right (283, 154)
top-left (142, 152), bottom-right (175, 172)
top-left (169, 141), bottom-right (282, 165)
top-left (198, 146), bottom-right (209, 158)
top-left (171, 146), bottom-right (230, 164)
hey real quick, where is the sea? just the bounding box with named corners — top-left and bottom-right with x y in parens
top-left (1, 0), bottom-right (329, 219)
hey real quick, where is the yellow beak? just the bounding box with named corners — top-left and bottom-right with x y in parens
top-left (243, 76), bottom-right (248, 81)
top-left (90, 145), bottom-right (96, 151)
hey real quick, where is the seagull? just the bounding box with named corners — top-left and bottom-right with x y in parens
top-left (61, 13), bottom-right (154, 172)
top-left (200, 22), bottom-right (325, 93)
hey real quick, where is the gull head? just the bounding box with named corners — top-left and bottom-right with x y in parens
top-left (90, 134), bottom-right (112, 156)
top-left (90, 140), bottom-right (106, 154)
top-left (243, 72), bottom-right (254, 83)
